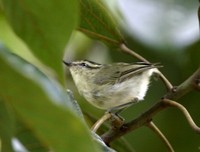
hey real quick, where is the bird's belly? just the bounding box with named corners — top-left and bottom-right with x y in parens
top-left (82, 75), bottom-right (150, 110)
top-left (83, 86), bottom-right (142, 110)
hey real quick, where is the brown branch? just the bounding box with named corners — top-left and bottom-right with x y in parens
top-left (91, 113), bottom-right (112, 132)
top-left (101, 66), bottom-right (200, 145)
top-left (119, 43), bottom-right (173, 91)
top-left (78, 28), bottom-right (121, 46)
top-left (120, 43), bottom-right (149, 63)
top-left (165, 67), bottom-right (200, 100)
top-left (146, 121), bottom-right (174, 152)
top-left (101, 101), bottom-right (168, 144)
top-left (163, 99), bottom-right (200, 133)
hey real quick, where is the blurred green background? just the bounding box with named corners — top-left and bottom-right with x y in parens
top-left (0, 0), bottom-right (200, 151)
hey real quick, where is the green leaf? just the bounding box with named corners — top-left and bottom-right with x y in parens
top-left (0, 100), bottom-right (15, 152)
top-left (0, 13), bottom-right (41, 66)
top-left (0, 45), bottom-right (99, 152)
top-left (79, 0), bottom-right (123, 46)
top-left (15, 120), bottom-right (49, 152)
top-left (1, 0), bottom-right (78, 82)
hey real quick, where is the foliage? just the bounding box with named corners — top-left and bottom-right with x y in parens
top-left (0, 0), bottom-right (200, 152)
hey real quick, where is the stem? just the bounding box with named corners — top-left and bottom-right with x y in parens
top-left (120, 43), bottom-right (149, 63)
top-left (165, 67), bottom-right (200, 100)
top-left (163, 99), bottom-right (200, 133)
top-left (157, 71), bottom-right (173, 91)
top-left (101, 101), bottom-right (168, 143)
top-left (91, 113), bottom-right (112, 132)
top-left (146, 121), bottom-right (174, 152)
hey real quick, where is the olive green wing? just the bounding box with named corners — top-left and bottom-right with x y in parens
top-left (93, 62), bottom-right (155, 85)
top-left (93, 64), bottom-right (122, 85)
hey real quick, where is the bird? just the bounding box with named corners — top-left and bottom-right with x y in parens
top-left (64, 60), bottom-right (160, 113)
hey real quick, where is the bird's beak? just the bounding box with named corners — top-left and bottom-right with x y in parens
top-left (63, 60), bottom-right (72, 67)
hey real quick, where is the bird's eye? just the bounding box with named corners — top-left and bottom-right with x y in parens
top-left (80, 63), bottom-right (87, 67)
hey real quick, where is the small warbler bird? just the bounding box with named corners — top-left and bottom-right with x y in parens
top-left (64, 60), bottom-right (160, 113)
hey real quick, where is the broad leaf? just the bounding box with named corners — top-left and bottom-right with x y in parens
top-left (1, 0), bottom-right (78, 82)
top-left (15, 120), bottom-right (48, 152)
top-left (0, 45), bottom-right (98, 152)
top-left (79, 0), bottom-right (123, 46)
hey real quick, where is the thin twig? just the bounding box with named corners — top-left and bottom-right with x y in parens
top-left (165, 67), bottom-right (200, 100)
top-left (163, 99), bottom-right (200, 133)
top-left (91, 113), bottom-right (112, 132)
top-left (156, 71), bottom-right (173, 91)
top-left (146, 121), bottom-right (174, 152)
top-left (120, 43), bottom-right (173, 90)
top-left (120, 43), bottom-right (149, 63)
top-left (101, 101), bottom-right (168, 144)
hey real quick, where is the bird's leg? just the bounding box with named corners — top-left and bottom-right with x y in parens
top-left (108, 98), bottom-right (139, 115)
top-left (105, 101), bottom-right (137, 128)
top-left (92, 99), bottom-right (138, 132)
